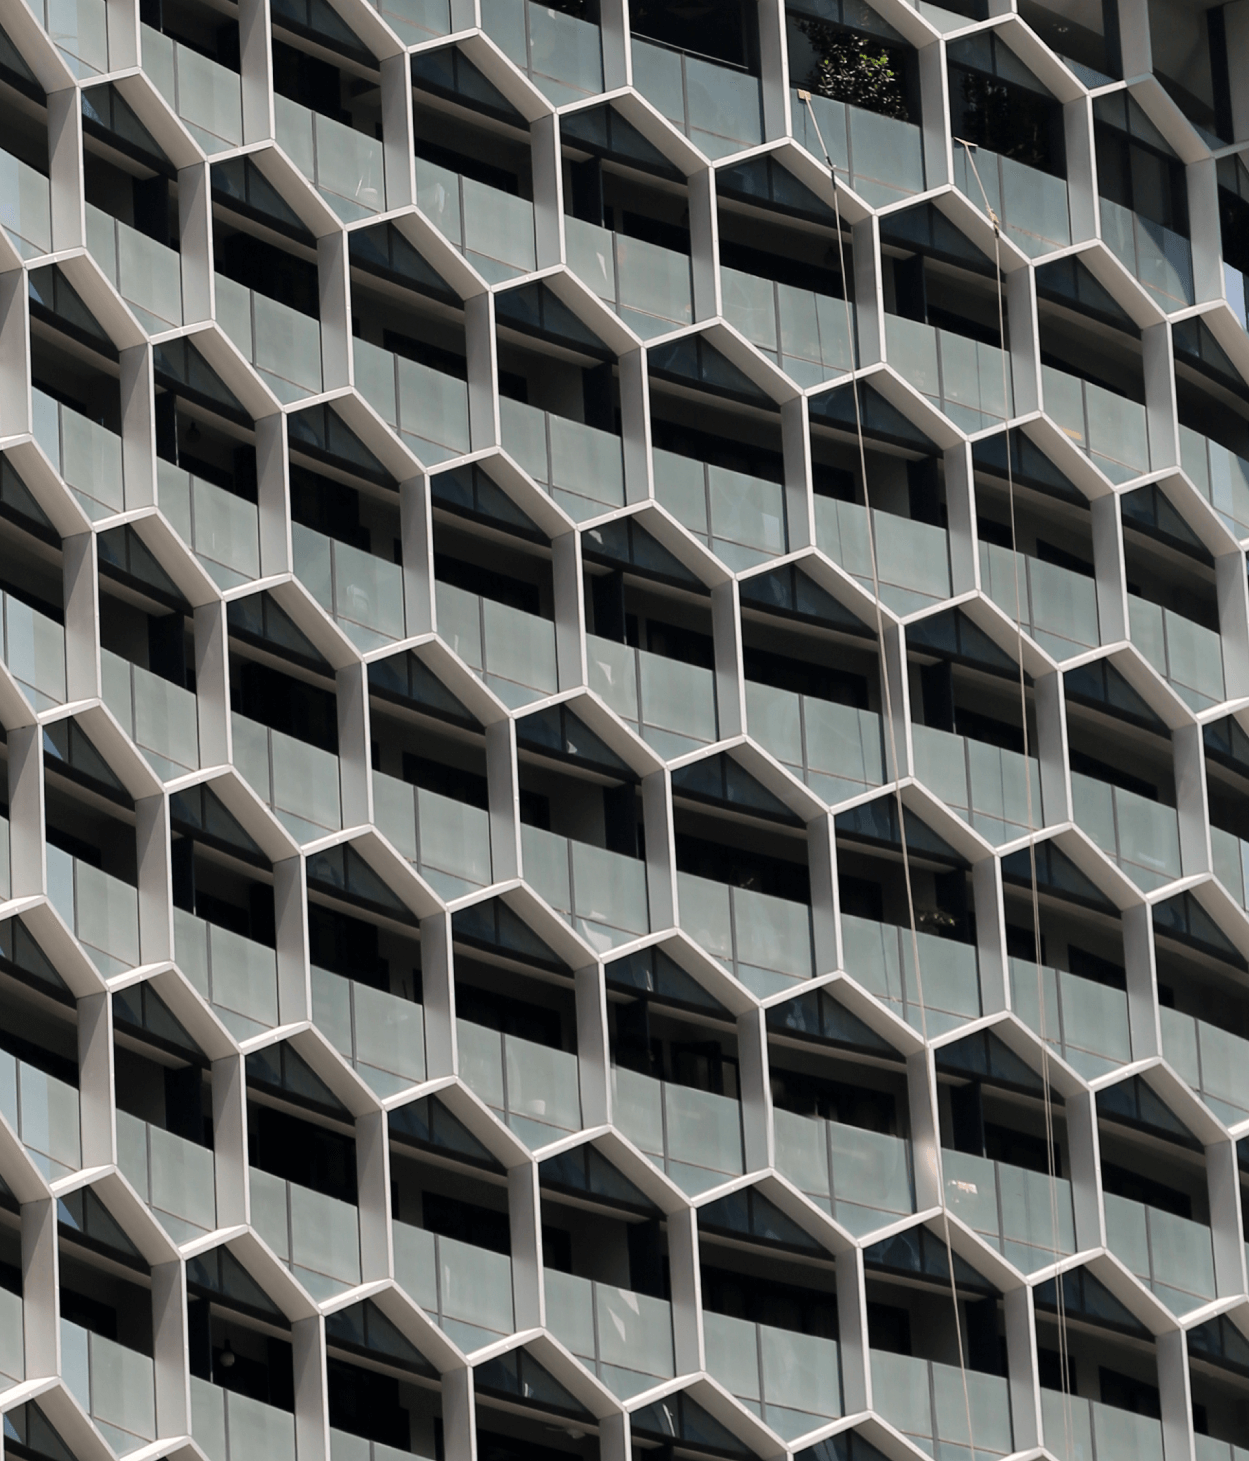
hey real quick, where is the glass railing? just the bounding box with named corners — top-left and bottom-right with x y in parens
top-left (86, 204), bottom-right (182, 331)
top-left (0, 1049), bottom-right (80, 1179)
top-left (814, 496), bottom-right (951, 616)
top-left (1071, 769), bottom-right (1182, 890)
top-left (435, 579), bottom-right (557, 707)
top-left (101, 648), bottom-right (199, 780)
top-left (32, 388), bottom-right (124, 519)
top-left (61, 1321), bottom-right (156, 1454)
top-left (191, 1377), bottom-right (295, 1461)
top-left (312, 965), bottom-right (425, 1098)
top-left (565, 217), bottom-right (691, 338)
top-left (721, 266), bottom-right (854, 387)
top-left (773, 1108), bottom-right (913, 1236)
top-left (1160, 1004), bottom-right (1249, 1124)
top-left (34, 0), bottom-right (107, 74)
top-left (943, 1148), bottom-right (1075, 1271)
top-left (587, 633), bottom-right (717, 758)
top-left (292, 521), bottom-right (405, 651)
top-left (791, 89), bottom-right (924, 207)
top-left (745, 681), bottom-right (883, 804)
top-left (979, 540), bottom-right (1099, 660)
top-left (230, 712), bottom-right (342, 840)
top-left (913, 724), bottom-right (1041, 846)
top-left (373, 0), bottom-right (448, 42)
top-left (214, 274), bottom-right (322, 402)
top-left (353, 336), bottom-right (469, 464)
top-left (371, 769), bottom-right (491, 898)
top-left (1128, 593), bottom-right (1224, 710)
top-left (704, 1311), bottom-right (841, 1439)
top-left (1104, 1193), bottom-right (1216, 1312)
top-left (142, 26), bottom-right (243, 152)
top-left (1041, 1390), bottom-right (1163, 1461)
top-left (886, 315), bottom-right (1013, 433)
top-left (116, 1108), bottom-right (216, 1244)
top-left (416, 156), bottom-right (535, 283)
top-left (612, 1064), bottom-right (743, 1195)
top-left (632, 38), bottom-right (762, 159)
top-left (545, 1269), bottom-right (674, 1400)
top-left (677, 869), bottom-right (813, 998)
top-left (1211, 825), bottom-right (1249, 909)
top-left (953, 145), bottom-right (1070, 257)
top-left (0, 587), bottom-right (65, 709)
top-left (1225, 260), bottom-right (1249, 332)
top-left (46, 845), bottom-right (139, 977)
top-left (0, 1285), bottom-right (20, 1388)
top-left (499, 396), bottom-right (625, 518)
top-left (521, 823), bottom-right (648, 950)
top-left (275, 94), bottom-right (383, 222)
top-left (652, 446), bottom-right (786, 570)
top-left (1009, 955), bottom-right (1131, 1078)
top-left (158, 459), bottom-right (260, 588)
top-left (1100, 196), bottom-right (1193, 309)
top-left (1196, 1436), bottom-right (1249, 1461)
top-left (456, 1017), bottom-right (581, 1148)
top-left (175, 907), bottom-right (279, 1041)
top-left (0, 148), bottom-right (51, 258)
top-left (1042, 364), bottom-right (1149, 483)
top-left (1181, 426), bottom-right (1249, 540)
top-left (841, 912), bottom-right (980, 1036)
top-left (250, 1168), bottom-right (361, 1300)
top-left (483, 0), bottom-right (602, 104)
top-left (873, 1351), bottom-right (1013, 1457)
top-left (392, 1220), bottom-right (515, 1351)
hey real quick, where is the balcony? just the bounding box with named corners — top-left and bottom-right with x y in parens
top-left (1041, 1392), bottom-right (1162, 1461)
top-left (521, 823), bottom-right (648, 950)
top-left (0, 147), bottom-right (51, 258)
top-left (102, 648), bottom-right (199, 781)
top-left (116, 1108), bottom-right (216, 1243)
top-left (1009, 957), bottom-right (1131, 1079)
top-left (215, 275), bottom-right (322, 402)
top-left (841, 912), bottom-right (981, 1036)
top-left (86, 204), bottom-right (182, 332)
top-left (721, 267), bottom-right (854, 388)
top-left (814, 498), bottom-right (952, 616)
top-left (415, 156), bottom-right (535, 283)
top-left (566, 219), bottom-right (691, 338)
top-left (704, 1312), bottom-right (841, 1439)
top-left (652, 447), bottom-right (785, 570)
top-left (587, 633), bottom-right (717, 757)
top-left (141, 25), bottom-right (243, 152)
top-left (500, 396), bottom-right (625, 518)
top-left (32, 387), bottom-right (124, 519)
top-left (484, 0), bottom-right (603, 105)
top-left (1211, 825), bottom-right (1249, 910)
top-left (175, 908), bottom-right (279, 1041)
top-left (943, 1148), bottom-right (1075, 1271)
top-left (1128, 595), bottom-right (1224, 710)
top-left (1042, 364), bottom-right (1149, 483)
top-left (353, 337), bottom-right (470, 464)
top-left (292, 522), bottom-right (405, 651)
top-left (1104, 1194), bottom-right (1216, 1313)
top-left (913, 724), bottom-right (1042, 846)
top-left (1180, 426), bottom-right (1249, 541)
top-left (611, 1064), bottom-right (744, 1195)
top-left (0, 1285), bottom-right (19, 1388)
top-left (371, 770), bottom-right (491, 898)
top-left (791, 88), bottom-right (924, 207)
top-left (545, 1269), bottom-right (674, 1399)
top-left (677, 868), bottom-right (814, 995)
top-left (0, 1049), bottom-right (80, 1178)
top-left (46, 845), bottom-right (139, 977)
top-left (953, 144), bottom-right (1071, 257)
top-left (375, 0), bottom-right (449, 41)
top-left (773, 1108), bottom-right (913, 1236)
top-left (0, 587), bottom-right (65, 709)
top-left (61, 1321), bottom-right (156, 1455)
top-left (250, 1168), bottom-right (361, 1299)
top-left (191, 1379), bottom-right (295, 1461)
top-left (231, 712), bottom-right (342, 841)
top-left (311, 966), bottom-right (425, 1098)
top-left (456, 1017), bottom-right (581, 1148)
top-left (275, 95), bottom-right (384, 222)
top-left (1100, 197), bottom-right (1193, 309)
top-left (392, 1220), bottom-right (515, 1351)
top-left (159, 460), bottom-right (260, 588)
top-left (979, 540), bottom-right (1099, 660)
top-left (35, 0), bottom-right (107, 74)
top-left (1071, 770), bottom-right (1181, 891)
top-left (872, 1352), bottom-right (1013, 1458)
top-left (746, 681), bottom-right (883, 804)
top-left (631, 39), bottom-right (762, 159)
top-left (886, 315), bottom-right (1013, 434)
top-left (435, 579), bottom-right (557, 707)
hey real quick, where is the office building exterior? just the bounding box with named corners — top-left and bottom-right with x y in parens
top-left (2, 0), bottom-right (1249, 1459)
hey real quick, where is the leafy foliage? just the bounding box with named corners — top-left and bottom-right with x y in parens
top-left (794, 18), bottom-right (910, 121)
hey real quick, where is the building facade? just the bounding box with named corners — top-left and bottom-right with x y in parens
top-left (1, 1), bottom-right (1249, 1460)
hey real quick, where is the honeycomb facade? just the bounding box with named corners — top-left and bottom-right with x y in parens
top-left (3, 0), bottom-right (1249, 1459)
